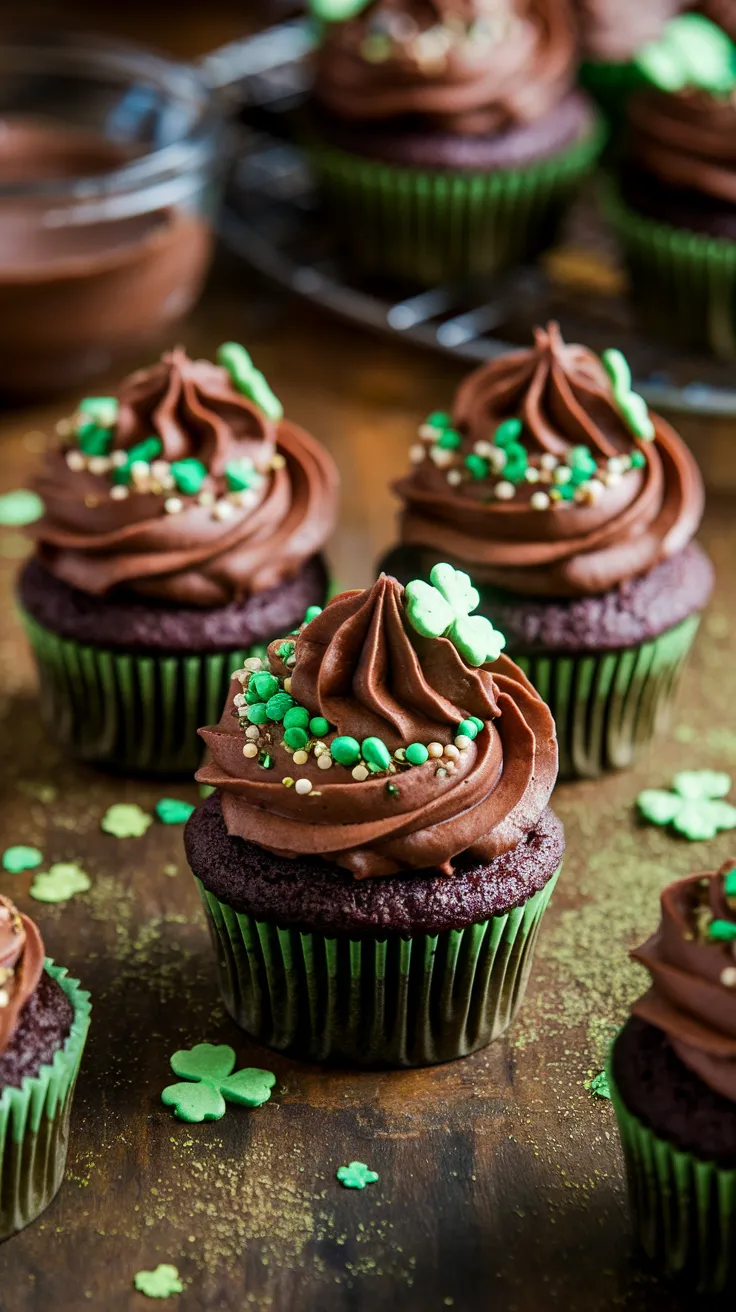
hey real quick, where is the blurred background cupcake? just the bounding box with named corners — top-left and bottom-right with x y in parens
top-left (573, 0), bottom-right (685, 141)
top-left (305, 0), bottom-right (604, 285)
top-left (187, 567), bottom-right (563, 1067)
top-left (18, 342), bottom-right (339, 776)
top-left (0, 894), bottom-right (90, 1241)
top-left (380, 322), bottom-right (714, 779)
top-left (609, 13), bottom-right (736, 357)
top-left (609, 862), bottom-right (736, 1293)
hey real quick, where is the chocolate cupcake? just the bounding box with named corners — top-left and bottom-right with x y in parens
top-left (573, 0), bottom-right (684, 134)
top-left (609, 862), bottom-right (736, 1293)
top-left (186, 566), bottom-right (563, 1067)
top-left (609, 14), bottom-right (736, 356)
top-left (0, 895), bottom-right (90, 1239)
top-left (306, 0), bottom-right (603, 286)
top-left (19, 343), bottom-right (339, 775)
top-left (380, 323), bottom-right (714, 779)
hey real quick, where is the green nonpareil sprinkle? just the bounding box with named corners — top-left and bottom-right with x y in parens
top-left (469, 716), bottom-right (484, 733)
top-left (630, 450), bottom-right (646, 468)
top-left (361, 737), bottom-right (391, 770)
top-left (111, 436), bottom-right (163, 485)
top-left (456, 719), bottom-right (479, 740)
top-left (246, 703), bottom-right (269, 725)
top-left (171, 458), bottom-right (207, 496)
top-left (494, 418), bottom-right (523, 448)
top-left (423, 410), bottom-right (452, 431)
top-left (437, 428), bottom-right (462, 450)
top-left (259, 753), bottom-right (274, 769)
top-left (724, 869), bottom-right (736, 900)
top-left (77, 425), bottom-right (114, 457)
top-left (708, 919), bottom-right (736, 942)
top-left (502, 442), bottom-right (528, 485)
top-left (332, 736), bottom-right (361, 767)
top-left (405, 743), bottom-right (429, 766)
top-left (304, 605), bottom-right (322, 624)
top-left (266, 691), bottom-right (295, 722)
top-left (283, 706), bottom-right (310, 731)
top-left (2, 845), bottom-right (43, 873)
top-left (284, 726), bottom-right (309, 751)
top-left (251, 671), bottom-right (279, 701)
top-left (225, 457), bottom-right (262, 493)
top-left (465, 453), bottom-right (489, 481)
top-left (309, 716), bottom-right (330, 737)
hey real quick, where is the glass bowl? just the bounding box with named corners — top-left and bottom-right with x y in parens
top-left (0, 33), bottom-right (221, 395)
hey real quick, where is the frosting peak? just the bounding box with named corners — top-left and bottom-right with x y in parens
top-left (32, 344), bottom-right (339, 607)
top-left (395, 322), bottom-right (705, 598)
top-left (631, 863), bottom-right (736, 1102)
top-left (197, 565), bottom-right (558, 878)
top-left (0, 896), bottom-right (44, 1055)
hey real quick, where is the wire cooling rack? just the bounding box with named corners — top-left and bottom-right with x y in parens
top-left (209, 18), bottom-right (736, 418)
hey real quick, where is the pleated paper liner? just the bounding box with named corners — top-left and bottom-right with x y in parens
top-left (195, 867), bottom-right (560, 1068)
top-left (607, 1051), bottom-right (736, 1294)
top-left (20, 608), bottom-right (267, 777)
top-left (0, 961), bottom-right (91, 1241)
top-left (514, 614), bottom-right (699, 781)
top-left (307, 120), bottom-right (605, 287)
top-left (606, 184), bottom-right (736, 360)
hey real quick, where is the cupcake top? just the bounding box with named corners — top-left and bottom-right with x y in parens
top-left (393, 321), bottom-right (704, 598)
top-left (32, 344), bottom-right (339, 607)
top-left (631, 862), bottom-right (736, 1101)
top-left (572, 0), bottom-right (684, 63)
top-left (627, 15), bottom-right (736, 203)
top-left (197, 564), bottom-right (558, 878)
top-left (0, 895), bottom-right (44, 1055)
top-left (700, 0), bottom-right (736, 42)
top-left (309, 0), bottom-right (577, 133)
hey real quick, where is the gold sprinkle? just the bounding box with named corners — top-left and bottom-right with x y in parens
top-left (84, 494), bottom-right (100, 508)
top-left (271, 453), bottom-right (286, 470)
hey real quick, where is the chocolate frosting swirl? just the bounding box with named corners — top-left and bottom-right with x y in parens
top-left (198, 573), bottom-right (558, 879)
top-left (32, 348), bottom-right (339, 607)
top-left (0, 896), bottom-right (44, 1056)
top-left (631, 864), bottom-right (736, 1102)
top-left (314, 0), bottom-right (577, 134)
top-left (573, 0), bottom-right (685, 62)
top-left (395, 322), bottom-right (705, 598)
top-left (628, 84), bottom-right (736, 203)
top-left (699, 0), bottom-right (736, 42)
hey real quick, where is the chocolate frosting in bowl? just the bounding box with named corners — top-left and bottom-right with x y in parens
top-left (395, 322), bottom-right (705, 599)
top-left (0, 119), bottom-right (213, 394)
top-left (314, 0), bottom-right (578, 134)
top-left (197, 570), bottom-right (558, 878)
top-left (631, 863), bottom-right (736, 1102)
top-left (32, 346), bottom-right (339, 607)
top-left (0, 895), bottom-right (44, 1057)
top-left (627, 86), bottom-right (736, 203)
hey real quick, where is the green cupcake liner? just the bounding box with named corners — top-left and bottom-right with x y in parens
top-left (308, 121), bottom-right (605, 286)
top-left (514, 614), bottom-right (699, 781)
top-left (578, 61), bottom-right (644, 141)
top-left (20, 607), bottom-right (268, 777)
top-left (606, 183), bottom-right (736, 359)
top-left (0, 960), bottom-right (91, 1240)
top-left (608, 1049), bottom-right (736, 1294)
top-left (194, 866), bottom-right (561, 1068)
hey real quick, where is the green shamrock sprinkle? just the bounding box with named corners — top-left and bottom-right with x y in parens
top-left (336, 1161), bottom-right (379, 1190)
top-left (309, 716), bottom-right (330, 737)
top-left (217, 342), bottom-right (283, 421)
top-left (0, 490), bottom-right (44, 527)
top-left (406, 743), bottom-right (429, 766)
top-left (638, 771), bottom-right (736, 840)
top-left (304, 605), bottom-right (323, 624)
top-left (707, 919), bottom-right (736, 942)
top-left (284, 727), bottom-right (309, 751)
top-left (171, 458), bottom-right (207, 496)
top-left (494, 418), bottom-right (523, 448)
top-left (266, 691), bottom-right (295, 722)
top-left (635, 14), bottom-right (736, 95)
top-left (457, 719), bottom-right (479, 741)
top-left (225, 457), bottom-right (263, 493)
top-left (362, 737), bottom-right (391, 771)
top-left (630, 450), bottom-right (646, 469)
top-left (283, 707), bottom-right (310, 731)
top-left (161, 1042), bottom-right (276, 1123)
top-left (155, 799), bottom-right (196, 825)
top-left (101, 803), bottom-right (154, 838)
top-left (405, 562), bottom-right (506, 668)
top-left (586, 1071), bottom-right (612, 1100)
top-left (332, 736), bottom-right (361, 767)
top-left (602, 349), bottom-right (655, 442)
top-left (2, 845), bottom-right (43, 873)
top-left (30, 862), bottom-right (91, 903)
top-left (133, 1264), bottom-right (184, 1299)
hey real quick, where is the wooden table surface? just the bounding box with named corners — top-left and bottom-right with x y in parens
top-left (1, 7), bottom-right (736, 1311)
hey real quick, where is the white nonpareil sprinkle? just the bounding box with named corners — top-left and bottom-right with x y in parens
top-left (317, 754), bottom-right (333, 770)
top-left (607, 456), bottom-right (627, 474)
top-left (295, 778), bottom-right (313, 795)
top-left (443, 744), bottom-right (460, 761)
top-left (454, 735), bottom-right (472, 750)
top-left (446, 469), bottom-right (462, 486)
top-left (429, 446), bottom-right (454, 469)
top-left (271, 453), bottom-right (286, 470)
top-left (164, 497), bottom-right (183, 515)
top-left (427, 742), bottom-right (444, 759)
top-left (110, 450), bottom-right (128, 468)
top-left (488, 447), bottom-right (507, 473)
top-left (351, 764), bottom-right (369, 781)
top-left (243, 657), bottom-right (263, 671)
top-left (245, 725), bottom-right (261, 740)
top-left (65, 450), bottom-right (85, 472)
top-left (553, 466), bottom-right (572, 485)
top-left (198, 490), bottom-right (216, 507)
top-left (293, 750), bottom-right (309, 766)
top-left (242, 742), bottom-right (258, 758)
top-left (540, 453), bottom-right (558, 471)
top-left (88, 456), bottom-right (111, 476)
top-left (233, 693), bottom-right (246, 707)
top-left (444, 761), bottom-right (457, 775)
top-left (473, 440), bottom-right (493, 458)
top-left (213, 499), bottom-right (235, 521)
top-left (494, 481), bottom-right (515, 500)
top-left (530, 491), bottom-right (550, 511)
top-left (524, 466), bottom-right (540, 483)
top-left (721, 967), bottom-right (736, 987)
top-left (110, 485), bottom-right (129, 501)
top-left (409, 444), bottom-right (425, 463)
top-left (418, 423), bottom-right (438, 441)
top-left (151, 459), bottom-right (171, 479)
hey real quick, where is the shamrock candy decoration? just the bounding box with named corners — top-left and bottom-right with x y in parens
top-left (161, 1043), bottom-right (276, 1122)
top-left (133, 1264), bottom-right (184, 1299)
top-left (155, 799), bottom-right (196, 826)
top-left (101, 803), bottom-right (153, 839)
top-left (30, 862), bottom-right (91, 903)
top-left (336, 1161), bottom-right (379, 1190)
top-left (405, 562), bottom-right (506, 668)
top-left (602, 349), bottom-right (654, 442)
top-left (638, 771), bottom-right (736, 841)
top-left (635, 14), bottom-right (736, 96)
top-left (307, 0), bottom-right (371, 21)
top-left (217, 342), bottom-right (283, 421)
top-left (2, 845), bottom-right (43, 874)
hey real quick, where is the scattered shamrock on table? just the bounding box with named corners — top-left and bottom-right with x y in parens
top-left (638, 771), bottom-right (736, 840)
top-left (2, 845), bottom-right (43, 874)
top-left (585, 1071), bottom-right (611, 1101)
top-left (101, 803), bottom-right (153, 839)
top-left (133, 1264), bottom-right (184, 1299)
top-left (161, 1043), bottom-right (276, 1123)
top-left (30, 862), bottom-right (91, 903)
top-left (336, 1162), bottom-right (379, 1190)
top-left (155, 799), bottom-right (196, 825)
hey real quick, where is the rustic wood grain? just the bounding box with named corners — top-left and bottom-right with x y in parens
top-left (0, 7), bottom-right (734, 1310)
